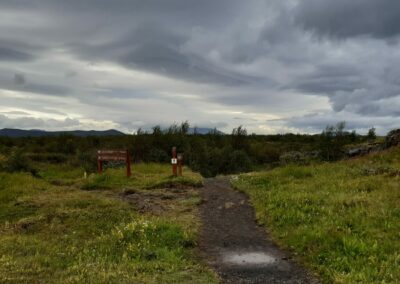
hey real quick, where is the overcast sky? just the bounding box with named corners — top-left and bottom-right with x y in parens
top-left (1, 0), bottom-right (400, 134)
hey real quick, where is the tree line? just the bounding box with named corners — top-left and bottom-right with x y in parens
top-left (0, 121), bottom-right (378, 177)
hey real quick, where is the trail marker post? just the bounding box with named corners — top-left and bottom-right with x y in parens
top-left (97, 149), bottom-right (131, 177)
top-left (171, 147), bottom-right (178, 176)
top-left (177, 153), bottom-right (183, 176)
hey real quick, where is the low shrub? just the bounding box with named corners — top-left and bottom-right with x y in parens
top-left (280, 151), bottom-right (307, 165)
top-left (225, 150), bottom-right (253, 174)
top-left (107, 218), bottom-right (194, 261)
top-left (27, 153), bottom-right (68, 163)
top-left (3, 150), bottom-right (37, 176)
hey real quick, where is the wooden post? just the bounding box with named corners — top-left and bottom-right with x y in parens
top-left (177, 153), bottom-right (183, 176)
top-left (97, 156), bottom-right (103, 174)
top-left (172, 147), bottom-right (177, 176)
top-left (126, 149), bottom-right (131, 177)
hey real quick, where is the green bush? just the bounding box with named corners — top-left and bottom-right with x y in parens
top-left (226, 150), bottom-right (252, 174)
top-left (27, 153), bottom-right (68, 163)
top-left (3, 150), bottom-right (37, 176)
top-left (77, 150), bottom-right (97, 173)
top-left (280, 151), bottom-right (308, 165)
top-left (146, 148), bottom-right (169, 163)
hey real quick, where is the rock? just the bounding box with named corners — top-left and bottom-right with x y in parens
top-left (224, 202), bottom-right (235, 209)
top-left (385, 129), bottom-right (400, 148)
top-left (347, 143), bottom-right (384, 158)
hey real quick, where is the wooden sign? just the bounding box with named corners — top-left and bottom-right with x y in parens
top-left (97, 150), bottom-right (131, 177)
top-left (171, 147), bottom-right (183, 177)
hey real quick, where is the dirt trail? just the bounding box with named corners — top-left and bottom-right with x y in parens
top-left (199, 177), bottom-right (319, 284)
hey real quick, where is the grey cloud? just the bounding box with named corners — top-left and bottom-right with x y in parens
top-left (295, 0), bottom-right (400, 39)
top-left (1, 0), bottom-right (400, 134)
top-left (93, 88), bottom-right (156, 100)
top-left (6, 0), bottom-right (244, 28)
top-left (0, 47), bottom-right (34, 61)
top-left (0, 110), bottom-right (30, 115)
top-left (287, 62), bottom-right (400, 115)
top-left (5, 80), bottom-right (71, 97)
top-left (0, 71), bottom-right (71, 96)
top-left (274, 111), bottom-right (400, 135)
top-left (14, 73), bottom-right (26, 85)
top-left (72, 25), bottom-right (260, 86)
top-left (289, 64), bottom-right (364, 95)
top-left (65, 71), bottom-right (77, 78)
top-left (0, 38), bottom-right (43, 62)
top-left (24, 83), bottom-right (70, 96)
top-left (0, 114), bottom-right (80, 130)
top-left (0, 93), bottom-right (70, 116)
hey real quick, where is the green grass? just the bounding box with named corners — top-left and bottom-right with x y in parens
top-left (0, 163), bottom-right (216, 283)
top-left (80, 163), bottom-right (203, 191)
top-left (232, 147), bottom-right (400, 284)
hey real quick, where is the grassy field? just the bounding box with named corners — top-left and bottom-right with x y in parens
top-left (0, 162), bottom-right (217, 283)
top-left (233, 147), bottom-right (400, 283)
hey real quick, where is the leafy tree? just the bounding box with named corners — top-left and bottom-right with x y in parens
top-left (232, 125), bottom-right (249, 151)
top-left (167, 123), bottom-right (180, 135)
top-left (367, 127), bottom-right (376, 141)
top-left (136, 128), bottom-right (145, 135)
top-left (152, 125), bottom-right (162, 135)
top-left (180, 121), bottom-right (190, 135)
top-left (319, 121), bottom-right (348, 161)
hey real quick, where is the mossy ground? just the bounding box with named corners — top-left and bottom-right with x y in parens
top-left (0, 162), bottom-right (217, 283)
top-left (233, 147), bottom-right (400, 284)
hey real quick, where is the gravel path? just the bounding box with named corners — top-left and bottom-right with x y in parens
top-left (198, 177), bottom-right (319, 284)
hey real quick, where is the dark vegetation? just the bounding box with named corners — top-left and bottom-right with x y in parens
top-left (0, 122), bottom-right (380, 177)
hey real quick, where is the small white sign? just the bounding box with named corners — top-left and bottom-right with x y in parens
top-left (171, 158), bottom-right (178, 165)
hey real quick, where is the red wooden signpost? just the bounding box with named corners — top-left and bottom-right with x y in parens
top-left (177, 153), bottom-right (183, 176)
top-left (171, 147), bottom-right (183, 176)
top-left (97, 150), bottom-right (131, 177)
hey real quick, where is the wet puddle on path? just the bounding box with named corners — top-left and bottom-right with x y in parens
top-left (223, 251), bottom-right (276, 266)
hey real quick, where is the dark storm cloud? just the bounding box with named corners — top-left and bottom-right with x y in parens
top-left (71, 24), bottom-right (262, 86)
top-left (120, 42), bottom-right (252, 86)
top-left (1, 0), bottom-right (400, 134)
top-left (0, 47), bottom-right (33, 61)
top-left (295, 0), bottom-right (400, 39)
top-left (290, 64), bottom-right (364, 95)
top-left (0, 38), bottom-right (43, 62)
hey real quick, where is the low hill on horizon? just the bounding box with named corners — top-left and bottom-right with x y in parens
top-left (0, 128), bottom-right (125, 138)
top-left (0, 127), bottom-right (224, 137)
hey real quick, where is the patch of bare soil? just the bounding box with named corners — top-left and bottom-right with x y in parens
top-left (199, 177), bottom-right (319, 284)
top-left (122, 187), bottom-right (195, 215)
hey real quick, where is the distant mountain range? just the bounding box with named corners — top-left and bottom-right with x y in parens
top-left (0, 128), bottom-right (125, 138)
top-left (0, 127), bottom-right (224, 137)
